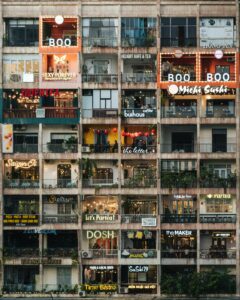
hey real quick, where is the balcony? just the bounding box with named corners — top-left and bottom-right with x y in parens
top-left (83, 37), bottom-right (118, 48)
top-left (42, 215), bottom-right (78, 224)
top-left (121, 37), bottom-right (156, 48)
top-left (82, 249), bottom-right (118, 259)
top-left (200, 143), bottom-right (236, 153)
top-left (3, 72), bottom-right (39, 84)
top-left (161, 172), bottom-right (197, 189)
top-left (14, 144), bottom-right (38, 153)
top-left (200, 214), bottom-right (236, 223)
top-left (121, 249), bottom-right (157, 259)
top-left (4, 248), bottom-right (39, 257)
top-left (200, 175), bottom-right (236, 189)
top-left (122, 73), bottom-right (156, 83)
top-left (202, 106), bottom-right (235, 118)
top-left (121, 145), bottom-right (157, 154)
top-left (82, 144), bottom-right (118, 154)
top-left (82, 74), bottom-right (118, 84)
top-left (4, 107), bottom-right (79, 125)
top-left (122, 178), bottom-right (157, 188)
top-left (161, 249), bottom-right (197, 259)
top-left (43, 248), bottom-right (78, 258)
top-left (83, 214), bottom-right (118, 223)
top-left (200, 249), bottom-right (236, 259)
top-left (161, 144), bottom-right (196, 153)
top-left (161, 214), bottom-right (197, 223)
top-left (82, 109), bottom-right (118, 118)
top-left (43, 179), bottom-right (77, 189)
top-left (82, 179), bottom-right (117, 188)
top-left (121, 214), bottom-right (156, 224)
top-left (161, 106), bottom-right (197, 118)
top-left (43, 143), bottom-right (78, 153)
top-left (4, 179), bottom-right (39, 189)
top-left (3, 284), bottom-right (37, 293)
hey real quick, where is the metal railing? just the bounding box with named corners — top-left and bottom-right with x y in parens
top-left (4, 248), bottom-right (40, 257)
top-left (122, 73), bottom-right (156, 83)
top-left (200, 178), bottom-right (236, 188)
top-left (43, 179), bottom-right (78, 189)
top-left (161, 38), bottom-right (197, 47)
top-left (3, 284), bottom-right (37, 293)
top-left (161, 173), bottom-right (197, 188)
top-left (121, 249), bottom-right (157, 258)
top-left (42, 215), bottom-right (78, 224)
top-left (121, 214), bottom-right (156, 223)
top-left (161, 214), bottom-right (197, 223)
top-left (82, 74), bottom-right (118, 83)
top-left (82, 179), bottom-right (117, 188)
top-left (161, 144), bottom-right (196, 153)
top-left (200, 214), bottom-right (236, 223)
top-left (200, 143), bottom-right (236, 153)
top-left (161, 249), bottom-right (197, 258)
top-left (121, 145), bottom-right (157, 154)
top-left (121, 37), bottom-right (156, 47)
top-left (161, 106), bottom-right (197, 118)
top-left (83, 37), bottom-right (118, 47)
top-left (83, 214), bottom-right (118, 223)
top-left (202, 106), bottom-right (235, 118)
top-left (43, 143), bottom-right (78, 153)
top-left (4, 179), bottom-right (39, 189)
top-left (82, 109), bottom-right (118, 118)
top-left (200, 249), bottom-right (236, 259)
top-left (82, 249), bottom-right (118, 258)
top-left (43, 248), bottom-right (78, 257)
top-left (122, 178), bottom-right (157, 188)
top-left (122, 108), bottom-right (157, 118)
top-left (14, 144), bottom-right (38, 153)
top-left (82, 144), bottom-right (117, 153)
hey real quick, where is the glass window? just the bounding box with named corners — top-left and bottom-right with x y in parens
top-left (206, 198), bottom-right (233, 213)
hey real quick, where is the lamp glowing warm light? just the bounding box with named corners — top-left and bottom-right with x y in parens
top-left (55, 15), bottom-right (64, 25)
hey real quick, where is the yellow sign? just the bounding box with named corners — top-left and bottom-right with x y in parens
top-left (4, 214), bottom-right (39, 226)
top-left (2, 124), bottom-right (13, 153)
top-left (82, 284), bottom-right (117, 292)
top-left (5, 159), bottom-right (37, 169)
top-left (207, 194), bottom-right (231, 199)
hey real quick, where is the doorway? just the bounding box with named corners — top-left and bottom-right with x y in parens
top-left (212, 129), bottom-right (227, 152)
top-left (172, 132), bottom-right (194, 152)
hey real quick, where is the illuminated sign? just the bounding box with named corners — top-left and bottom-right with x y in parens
top-left (141, 218), bottom-right (157, 227)
top-left (84, 214), bottom-right (116, 222)
top-left (86, 230), bottom-right (115, 239)
top-left (123, 147), bottom-right (148, 154)
top-left (4, 215), bottom-right (39, 226)
top-left (174, 194), bottom-right (193, 199)
top-left (82, 284), bottom-right (117, 292)
top-left (206, 194), bottom-right (231, 199)
top-left (168, 84), bottom-right (228, 95)
top-left (121, 53), bottom-right (152, 59)
top-left (89, 266), bottom-right (114, 270)
top-left (167, 73), bottom-right (230, 82)
top-left (213, 232), bottom-right (232, 238)
top-left (123, 109), bottom-right (155, 118)
top-left (42, 73), bottom-right (74, 81)
top-left (21, 88), bottom-right (59, 97)
top-left (128, 284), bottom-right (156, 290)
top-left (121, 250), bottom-right (155, 259)
top-left (46, 195), bottom-right (76, 204)
top-left (49, 38), bottom-right (71, 47)
top-left (128, 266), bottom-right (149, 272)
top-left (166, 230), bottom-right (193, 237)
top-left (21, 258), bottom-right (62, 265)
top-left (23, 229), bottom-right (57, 235)
top-left (5, 159), bottom-right (37, 169)
top-left (2, 124), bottom-right (13, 154)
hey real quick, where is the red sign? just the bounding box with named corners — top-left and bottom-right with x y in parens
top-left (21, 89), bottom-right (60, 97)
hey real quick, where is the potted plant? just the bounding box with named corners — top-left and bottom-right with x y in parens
top-left (63, 136), bottom-right (78, 152)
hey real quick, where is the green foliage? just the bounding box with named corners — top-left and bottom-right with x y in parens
top-left (80, 158), bottom-right (97, 179)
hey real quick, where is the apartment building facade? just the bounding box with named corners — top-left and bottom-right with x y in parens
top-left (0, 0), bottom-right (240, 296)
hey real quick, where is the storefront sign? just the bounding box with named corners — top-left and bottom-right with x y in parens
top-left (21, 258), bottom-right (62, 265)
top-left (123, 109), bottom-right (155, 118)
top-left (128, 266), bottom-right (149, 272)
top-left (121, 53), bottom-right (152, 59)
top-left (42, 73), bottom-right (75, 81)
top-left (3, 214), bottom-right (39, 226)
top-left (23, 229), bottom-right (57, 235)
top-left (141, 218), bottom-right (156, 227)
top-left (5, 159), bottom-right (37, 169)
top-left (89, 266), bottom-right (114, 270)
top-left (206, 194), bottom-right (231, 199)
top-left (123, 147), bottom-right (148, 154)
top-left (128, 284), bottom-right (156, 289)
top-left (36, 108), bottom-right (45, 118)
top-left (49, 38), bottom-right (71, 47)
top-left (213, 232), bottom-right (231, 238)
top-left (168, 84), bottom-right (228, 95)
top-left (174, 194), bottom-right (193, 199)
top-left (168, 73), bottom-right (230, 82)
top-left (82, 284), bottom-right (117, 292)
top-left (84, 214), bottom-right (116, 222)
top-left (86, 230), bottom-right (115, 239)
top-left (2, 124), bottom-right (13, 153)
top-left (46, 195), bottom-right (76, 204)
top-left (166, 230), bottom-right (193, 237)
top-left (21, 88), bottom-right (59, 97)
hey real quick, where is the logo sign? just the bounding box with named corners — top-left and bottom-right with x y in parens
top-left (36, 108), bottom-right (45, 118)
top-left (24, 229), bottom-right (57, 235)
top-left (128, 284), bottom-right (156, 290)
top-left (141, 218), bottom-right (157, 227)
top-left (86, 230), bottom-right (115, 239)
top-left (168, 84), bottom-right (228, 95)
top-left (21, 89), bottom-right (60, 97)
top-left (89, 266), bottom-right (114, 270)
top-left (42, 73), bottom-right (74, 81)
top-left (123, 147), bottom-right (148, 154)
top-left (206, 194), bottom-right (231, 199)
top-left (121, 53), bottom-right (152, 59)
top-left (21, 258), bottom-right (61, 265)
top-left (2, 124), bottom-right (13, 153)
top-left (174, 194), bottom-right (193, 199)
top-left (214, 49), bottom-right (224, 59)
top-left (166, 230), bottom-right (193, 237)
top-left (4, 214), bottom-right (39, 226)
top-left (5, 159), bottom-right (37, 169)
top-left (83, 284), bottom-right (117, 292)
top-left (84, 214), bottom-right (116, 222)
top-left (167, 73), bottom-right (230, 82)
top-left (49, 38), bottom-right (71, 47)
top-left (123, 109), bottom-right (155, 118)
top-left (46, 195), bottom-right (75, 204)
top-left (128, 266), bottom-right (149, 272)
top-left (213, 232), bottom-right (231, 238)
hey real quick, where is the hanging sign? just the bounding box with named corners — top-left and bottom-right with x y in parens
top-left (2, 124), bottom-right (13, 153)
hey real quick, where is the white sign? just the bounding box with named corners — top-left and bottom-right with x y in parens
top-left (166, 230), bottom-right (193, 237)
top-left (123, 109), bottom-right (154, 118)
top-left (23, 73), bottom-right (34, 83)
top-left (89, 266), bottom-right (114, 270)
top-left (121, 53), bottom-right (152, 59)
top-left (36, 108), bottom-right (45, 118)
top-left (49, 38), bottom-right (71, 47)
top-left (86, 230), bottom-right (115, 239)
top-left (214, 50), bottom-right (224, 59)
top-left (141, 218), bottom-right (156, 227)
top-left (167, 73), bottom-right (230, 82)
top-left (123, 147), bottom-right (148, 154)
top-left (174, 194), bottom-right (192, 199)
top-left (128, 266), bottom-right (149, 273)
top-left (168, 84), bottom-right (228, 95)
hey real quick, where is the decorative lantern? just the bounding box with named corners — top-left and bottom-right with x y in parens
top-left (113, 128), bottom-right (117, 133)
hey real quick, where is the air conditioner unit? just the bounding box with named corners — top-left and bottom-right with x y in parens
top-left (81, 250), bottom-right (93, 258)
top-left (71, 125), bottom-right (77, 130)
top-left (119, 287), bottom-right (128, 294)
top-left (79, 291), bottom-right (86, 297)
top-left (227, 57), bottom-right (235, 62)
top-left (82, 146), bottom-right (91, 153)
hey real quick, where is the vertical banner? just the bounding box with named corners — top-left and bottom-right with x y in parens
top-left (2, 124), bottom-right (13, 153)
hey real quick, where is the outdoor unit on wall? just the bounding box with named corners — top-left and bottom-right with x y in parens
top-left (119, 287), bottom-right (129, 294)
top-left (79, 291), bottom-right (86, 297)
top-left (81, 250), bottom-right (93, 258)
top-left (82, 146), bottom-right (91, 153)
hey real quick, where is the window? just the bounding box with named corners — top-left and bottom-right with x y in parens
top-left (57, 267), bottom-right (72, 287)
top-left (82, 18), bottom-right (118, 47)
top-left (93, 168), bottom-right (113, 184)
top-left (161, 17), bottom-right (196, 47)
top-left (206, 198), bottom-right (233, 213)
top-left (5, 19), bottom-right (39, 46)
top-left (121, 18), bottom-right (156, 47)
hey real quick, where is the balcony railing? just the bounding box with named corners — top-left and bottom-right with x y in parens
top-left (161, 214), bottom-right (197, 223)
top-left (42, 215), bottom-right (78, 224)
top-left (43, 143), bottom-right (78, 153)
top-left (121, 249), bottom-right (157, 258)
top-left (82, 109), bottom-right (118, 118)
top-left (200, 177), bottom-right (236, 188)
top-left (3, 284), bottom-right (37, 293)
top-left (201, 73), bottom-right (235, 81)
top-left (43, 248), bottom-right (78, 257)
top-left (82, 179), bottom-right (117, 188)
top-left (202, 106), bottom-right (235, 118)
top-left (83, 214), bottom-right (118, 223)
top-left (122, 37), bottom-right (156, 47)
top-left (14, 144), bottom-right (38, 153)
top-left (200, 214), bottom-right (236, 223)
top-left (161, 249), bottom-right (197, 258)
top-left (121, 145), bottom-right (157, 154)
top-left (161, 38), bottom-right (197, 47)
top-left (122, 73), bottom-right (156, 83)
top-left (121, 214), bottom-right (156, 223)
top-left (200, 249), bottom-right (236, 259)
top-left (122, 178), bottom-right (157, 188)
top-left (83, 37), bottom-right (118, 47)
top-left (161, 106), bottom-right (197, 118)
top-left (161, 172), bottom-right (197, 188)
top-left (200, 143), bottom-right (236, 153)
top-left (161, 144), bottom-right (196, 153)
top-left (43, 179), bottom-right (78, 189)
top-left (4, 248), bottom-right (40, 257)
top-left (83, 144), bottom-right (117, 153)
top-left (82, 74), bottom-right (118, 83)
top-left (3, 72), bottom-right (39, 84)
top-left (4, 179), bottom-right (39, 189)
top-left (82, 249), bottom-right (118, 258)
top-left (122, 108), bottom-right (157, 118)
